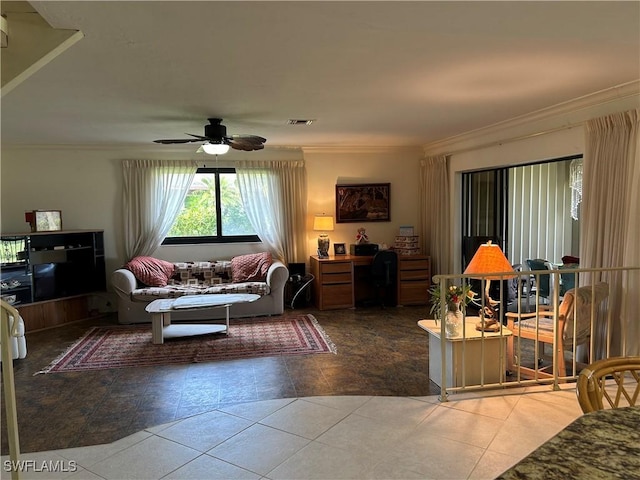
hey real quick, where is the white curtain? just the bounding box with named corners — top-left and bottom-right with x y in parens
top-left (235, 160), bottom-right (307, 264)
top-left (582, 109), bottom-right (640, 357)
top-left (419, 155), bottom-right (451, 277)
top-left (122, 159), bottom-right (197, 260)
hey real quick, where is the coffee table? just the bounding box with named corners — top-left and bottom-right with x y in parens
top-left (145, 293), bottom-right (260, 344)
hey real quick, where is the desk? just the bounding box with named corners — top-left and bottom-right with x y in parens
top-left (496, 406), bottom-right (640, 479)
top-left (418, 318), bottom-right (512, 388)
top-left (310, 254), bottom-right (430, 310)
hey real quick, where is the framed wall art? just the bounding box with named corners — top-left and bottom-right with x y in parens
top-left (335, 183), bottom-right (390, 223)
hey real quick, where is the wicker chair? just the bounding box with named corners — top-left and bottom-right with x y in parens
top-left (506, 282), bottom-right (609, 379)
top-left (576, 356), bottom-right (640, 413)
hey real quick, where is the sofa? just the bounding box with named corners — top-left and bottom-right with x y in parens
top-left (112, 253), bottom-right (289, 324)
top-left (0, 300), bottom-right (27, 360)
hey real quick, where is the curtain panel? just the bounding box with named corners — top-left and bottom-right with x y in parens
top-left (419, 155), bottom-right (451, 277)
top-left (122, 159), bottom-right (198, 260)
top-left (583, 109), bottom-right (640, 357)
top-left (235, 160), bottom-right (307, 264)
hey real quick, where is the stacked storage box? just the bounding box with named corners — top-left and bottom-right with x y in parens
top-left (394, 235), bottom-right (420, 256)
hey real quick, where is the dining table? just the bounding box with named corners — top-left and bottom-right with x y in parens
top-left (496, 406), bottom-right (640, 479)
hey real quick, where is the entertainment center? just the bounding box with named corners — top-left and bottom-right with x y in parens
top-left (0, 230), bottom-right (106, 331)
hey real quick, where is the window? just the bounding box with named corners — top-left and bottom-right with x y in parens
top-left (162, 168), bottom-right (260, 244)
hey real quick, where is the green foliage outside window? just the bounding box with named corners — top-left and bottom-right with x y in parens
top-left (168, 171), bottom-right (255, 239)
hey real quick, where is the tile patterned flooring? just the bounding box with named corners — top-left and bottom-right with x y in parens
top-left (1, 306), bottom-right (584, 479)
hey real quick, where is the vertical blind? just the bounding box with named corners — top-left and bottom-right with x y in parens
top-left (508, 162), bottom-right (574, 265)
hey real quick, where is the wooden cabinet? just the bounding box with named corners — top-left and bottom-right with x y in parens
top-left (397, 255), bottom-right (431, 306)
top-left (1, 230), bottom-right (106, 331)
top-left (310, 256), bottom-right (354, 310)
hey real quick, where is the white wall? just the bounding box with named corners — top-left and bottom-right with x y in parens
top-left (304, 146), bottom-right (424, 259)
top-left (0, 144), bottom-right (424, 287)
top-left (0, 146), bottom-right (299, 276)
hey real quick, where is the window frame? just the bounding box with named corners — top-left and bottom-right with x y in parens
top-left (162, 167), bottom-right (260, 245)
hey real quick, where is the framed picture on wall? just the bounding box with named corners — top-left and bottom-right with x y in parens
top-left (335, 183), bottom-right (390, 223)
top-left (334, 243), bottom-right (346, 255)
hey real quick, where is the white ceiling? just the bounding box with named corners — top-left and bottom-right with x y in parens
top-left (2, 1), bottom-right (639, 152)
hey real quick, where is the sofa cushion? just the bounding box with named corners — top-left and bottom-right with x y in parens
top-left (231, 252), bottom-right (273, 283)
top-left (131, 282), bottom-right (270, 301)
top-left (124, 256), bottom-right (176, 287)
top-left (170, 261), bottom-right (232, 285)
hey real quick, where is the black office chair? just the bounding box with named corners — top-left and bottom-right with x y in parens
top-left (370, 250), bottom-right (398, 307)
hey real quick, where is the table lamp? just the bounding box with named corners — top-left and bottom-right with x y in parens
top-left (464, 241), bottom-right (515, 330)
top-left (313, 214), bottom-right (334, 258)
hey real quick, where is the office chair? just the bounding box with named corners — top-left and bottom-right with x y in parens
top-left (370, 250), bottom-right (398, 307)
top-left (576, 356), bottom-right (640, 413)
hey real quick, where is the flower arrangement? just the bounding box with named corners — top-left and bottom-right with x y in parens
top-left (429, 283), bottom-right (476, 320)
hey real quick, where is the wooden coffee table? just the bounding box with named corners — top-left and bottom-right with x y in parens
top-left (145, 293), bottom-right (260, 344)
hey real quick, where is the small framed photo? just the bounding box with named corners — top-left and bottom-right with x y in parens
top-left (334, 243), bottom-right (346, 255)
top-left (26, 210), bottom-right (63, 232)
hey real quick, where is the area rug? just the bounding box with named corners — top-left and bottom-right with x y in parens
top-left (38, 314), bottom-right (336, 373)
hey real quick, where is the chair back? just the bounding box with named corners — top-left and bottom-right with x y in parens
top-left (576, 356), bottom-right (640, 413)
top-left (559, 263), bottom-right (579, 296)
top-left (371, 250), bottom-right (398, 287)
top-left (526, 259), bottom-right (552, 298)
top-left (560, 282), bottom-right (608, 343)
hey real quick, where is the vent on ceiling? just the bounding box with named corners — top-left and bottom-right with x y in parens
top-left (287, 119), bottom-right (314, 125)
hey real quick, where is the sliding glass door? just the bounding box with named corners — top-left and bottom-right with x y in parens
top-left (461, 168), bottom-right (508, 270)
top-left (462, 155), bottom-right (582, 270)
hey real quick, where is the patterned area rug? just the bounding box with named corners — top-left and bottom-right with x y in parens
top-left (38, 314), bottom-right (336, 373)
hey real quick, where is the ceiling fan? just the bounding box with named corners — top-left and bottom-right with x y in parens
top-left (154, 118), bottom-right (266, 154)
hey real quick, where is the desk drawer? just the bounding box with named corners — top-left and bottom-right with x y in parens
top-left (399, 280), bottom-right (430, 305)
top-left (321, 262), bottom-right (352, 274)
top-left (322, 272), bottom-right (352, 284)
top-left (321, 284), bottom-right (353, 309)
top-left (399, 259), bottom-right (430, 271)
top-left (400, 270), bottom-right (429, 281)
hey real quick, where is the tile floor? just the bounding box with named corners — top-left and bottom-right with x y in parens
top-left (2, 385), bottom-right (583, 480)
top-left (2, 306), bottom-right (586, 479)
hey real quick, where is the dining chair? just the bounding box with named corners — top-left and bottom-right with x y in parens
top-left (576, 356), bottom-right (640, 413)
top-left (526, 258), bottom-right (553, 304)
top-left (506, 282), bottom-right (609, 379)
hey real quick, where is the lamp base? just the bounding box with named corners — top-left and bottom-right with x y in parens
top-left (317, 234), bottom-right (330, 258)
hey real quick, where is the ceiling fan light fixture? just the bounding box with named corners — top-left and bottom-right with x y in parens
top-left (202, 142), bottom-right (230, 155)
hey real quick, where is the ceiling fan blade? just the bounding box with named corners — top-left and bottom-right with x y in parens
top-left (153, 138), bottom-right (203, 144)
top-left (228, 139), bottom-right (265, 151)
top-left (229, 134), bottom-right (267, 144)
top-left (186, 133), bottom-right (210, 141)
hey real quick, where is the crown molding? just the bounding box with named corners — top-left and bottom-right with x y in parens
top-left (302, 145), bottom-right (421, 155)
top-left (423, 80), bottom-right (640, 155)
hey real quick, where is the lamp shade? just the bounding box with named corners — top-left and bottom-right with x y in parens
top-left (202, 143), bottom-right (230, 155)
top-left (313, 215), bottom-right (334, 232)
top-left (464, 241), bottom-right (515, 280)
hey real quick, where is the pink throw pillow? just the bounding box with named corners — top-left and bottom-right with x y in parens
top-left (231, 252), bottom-right (273, 283)
top-left (124, 256), bottom-right (176, 287)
